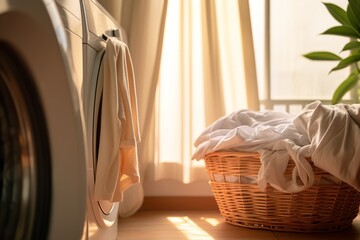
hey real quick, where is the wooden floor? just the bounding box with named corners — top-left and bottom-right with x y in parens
top-left (117, 210), bottom-right (360, 240)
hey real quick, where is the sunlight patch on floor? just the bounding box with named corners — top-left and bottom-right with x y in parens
top-left (167, 216), bottom-right (215, 240)
top-left (200, 217), bottom-right (220, 227)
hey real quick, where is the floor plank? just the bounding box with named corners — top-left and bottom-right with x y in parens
top-left (117, 211), bottom-right (360, 240)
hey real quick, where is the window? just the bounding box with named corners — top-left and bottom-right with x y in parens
top-left (251, 0), bottom-right (352, 114)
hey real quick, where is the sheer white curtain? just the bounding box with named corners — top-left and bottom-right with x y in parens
top-left (99, 0), bottom-right (259, 215)
top-left (153, 0), bottom-right (259, 183)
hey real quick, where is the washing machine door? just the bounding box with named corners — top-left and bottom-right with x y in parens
top-left (0, 1), bottom-right (86, 239)
top-left (89, 46), bottom-right (119, 228)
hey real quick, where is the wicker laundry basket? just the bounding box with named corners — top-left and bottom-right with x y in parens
top-left (204, 151), bottom-right (360, 232)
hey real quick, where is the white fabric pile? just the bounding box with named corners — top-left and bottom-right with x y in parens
top-left (192, 101), bottom-right (360, 193)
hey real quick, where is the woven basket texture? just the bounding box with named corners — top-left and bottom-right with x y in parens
top-left (205, 151), bottom-right (360, 232)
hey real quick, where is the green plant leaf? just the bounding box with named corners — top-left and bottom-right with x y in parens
top-left (342, 41), bottom-right (360, 51)
top-left (303, 51), bottom-right (342, 61)
top-left (332, 72), bottom-right (359, 104)
top-left (353, 49), bottom-right (360, 55)
top-left (330, 54), bottom-right (360, 72)
top-left (347, 5), bottom-right (360, 34)
top-left (349, 0), bottom-right (360, 31)
top-left (322, 25), bottom-right (360, 38)
top-left (323, 2), bottom-right (350, 26)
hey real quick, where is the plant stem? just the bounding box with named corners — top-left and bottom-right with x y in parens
top-left (355, 62), bottom-right (360, 73)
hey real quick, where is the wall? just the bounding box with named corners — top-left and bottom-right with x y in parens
top-left (143, 179), bottom-right (213, 196)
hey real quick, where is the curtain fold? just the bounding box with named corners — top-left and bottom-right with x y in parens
top-left (202, 0), bottom-right (226, 124)
top-left (238, 0), bottom-right (259, 110)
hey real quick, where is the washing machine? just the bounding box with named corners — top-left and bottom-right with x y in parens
top-left (81, 0), bottom-right (127, 239)
top-left (0, 0), bottom-right (87, 239)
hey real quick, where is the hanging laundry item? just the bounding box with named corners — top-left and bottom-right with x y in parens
top-left (94, 37), bottom-right (141, 202)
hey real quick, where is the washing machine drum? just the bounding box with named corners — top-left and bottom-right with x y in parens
top-left (0, 43), bottom-right (51, 240)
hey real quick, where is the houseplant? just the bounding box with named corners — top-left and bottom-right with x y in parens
top-left (304, 0), bottom-right (360, 104)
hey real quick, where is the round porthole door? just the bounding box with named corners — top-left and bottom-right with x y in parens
top-left (0, 43), bottom-right (51, 240)
top-left (89, 47), bottom-right (119, 228)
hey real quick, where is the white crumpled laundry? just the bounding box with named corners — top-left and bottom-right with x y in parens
top-left (296, 101), bottom-right (360, 191)
top-left (192, 109), bottom-right (313, 193)
top-left (192, 110), bottom-right (308, 158)
top-left (192, 101), bottom-right (360, 193)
